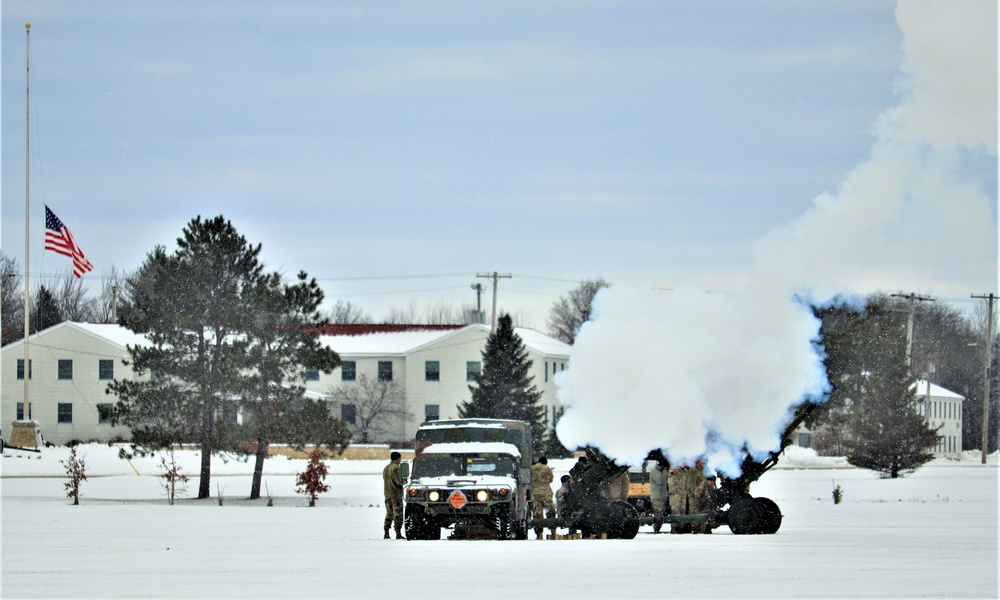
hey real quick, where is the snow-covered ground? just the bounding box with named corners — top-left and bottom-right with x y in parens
top-left (2, 444), bottom-right (997, 599)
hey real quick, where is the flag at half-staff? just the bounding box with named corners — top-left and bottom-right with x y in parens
top-left (44, 204), bottom-right (93, 277)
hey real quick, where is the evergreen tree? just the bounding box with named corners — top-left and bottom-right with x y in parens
top-left (842, 305), bottom-right (940, 478)
top-left (109, 216), bottom-right (265, 499)
top-left (459, 313), bottom-right (545, 445)
top-left (239, 270), bottom-right (344, 499)
top-left (31, 285), bottom-right (62, 333)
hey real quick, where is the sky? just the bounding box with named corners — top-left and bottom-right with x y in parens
top-left (1, 1), bottom-right (996, 330)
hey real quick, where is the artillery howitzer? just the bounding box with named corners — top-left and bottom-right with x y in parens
top-left (529, 402), bottom-right (820, 537)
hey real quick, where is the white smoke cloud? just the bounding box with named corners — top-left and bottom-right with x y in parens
top-left (555, 0), bottom-right (997, 475)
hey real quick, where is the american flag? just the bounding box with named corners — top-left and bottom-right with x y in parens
top-left (44, 205), bottom-right (94, 278)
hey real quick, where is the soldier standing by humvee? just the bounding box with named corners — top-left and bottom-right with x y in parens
top-left (649, 458), bottom-right (670, 533)
top-left (530, 456), bottom-right (556, 539)
top-left (382, 451), bottom-right (405, 539)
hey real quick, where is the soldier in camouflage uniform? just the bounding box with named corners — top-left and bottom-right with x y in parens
top-left (383, 451), bottom-right (404, 539)
top-left (530, 456), bottom-right (556, 539)
top-left (667, 462), bottom-right (699, 534)
top-left (649, 458), bottom-right (670, 533)
top-left (692, 474), bottom-right (719, 534)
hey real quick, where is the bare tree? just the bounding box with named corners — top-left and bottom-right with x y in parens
top-left (329, 374), bottom-right (411, 443)
top-left (1, 252), bottom-right (24, 345)
top-left (51, 268), bottom-right (97, 322)
top-left (546, 278), bottom-right (610, 344)
top-left (94, 266), bottom-right (128, 323)
top-left (326, 299), bottom-right (373, 324)
top-left (383, 300), bottom-right (476, 325)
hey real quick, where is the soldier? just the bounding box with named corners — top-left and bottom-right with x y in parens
top-left (667, 462), bottom-right (696, 533)
top-left (555, 474), bottom-right (577, 535)
top-left (693, 474), bottom-right (719, 534)
top-left (382, 451), bottom-right (405, 539)
top-left (649, 458), bottom-right (670, 533)
top-left (530, 456), bottom-right (556, 539)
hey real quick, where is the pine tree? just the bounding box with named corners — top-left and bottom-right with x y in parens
top-left (459, 314), bottom-right (545, 445)
top-left (31, 285), bottom-right (63, 333)
top-left (844, 305), bottom-right (940, 478)
top-left (109, 216), bottom-right (265, 499)
top-left (239, 270), bottom-right (342, 499)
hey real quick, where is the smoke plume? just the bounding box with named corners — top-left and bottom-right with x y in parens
top-left (556, 0), bottom-right (997, 475)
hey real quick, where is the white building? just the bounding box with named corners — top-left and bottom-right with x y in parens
top-left (1, 322), bottom-right (146, 446)
top-left (307, 324), bottom-right (572, 442)
top-left (2, 322), bottom-right (572, 447)
top-left (793, 379), bottom-right (965, 457)
top-left (912, 379), bottom-right (964, 455)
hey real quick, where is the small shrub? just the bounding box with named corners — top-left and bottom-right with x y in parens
top-left (61, 445), bottom-right (87, 505)
top-left (160, 448), bottom-right (189, 506)
top-left (296, 448), bottom-right (330, 507)
top-left (832, 483), bottom-right (843, 505)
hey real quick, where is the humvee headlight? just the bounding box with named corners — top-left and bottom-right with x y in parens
top-left (406, 487), bottom-right (427, 500)
top-left (428, 490), bottom-right (440, 502)
top-left (491, 487), bottom-right (510, 499)
top-left (475, 490), bottom-right (489, 502)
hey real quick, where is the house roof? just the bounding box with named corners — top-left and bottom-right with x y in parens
top-left (1, 321), bottom-right (150, 352)
top-left (319, 324), bottom-right (571, 358)
top-left (912, 380), bottom-right (964, 400)
top-left (4, 321), bottom-right (571, 360)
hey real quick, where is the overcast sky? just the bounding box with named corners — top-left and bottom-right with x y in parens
top-left (2, 1), bottom-right (996, 329)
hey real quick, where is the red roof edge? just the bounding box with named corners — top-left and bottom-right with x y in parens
top-left (308, 324), bottom-right (466, 337)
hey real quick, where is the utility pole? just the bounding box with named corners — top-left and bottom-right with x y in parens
top-left (891, 292), bottom-right (935, 368)
top-left (476, 272), bottom-right (511, 332)
top-left (971, 292), bottom-right (996, 465)
top-left (469, 283), bottom-right (485, 324)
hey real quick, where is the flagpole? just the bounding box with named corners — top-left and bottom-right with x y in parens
top-left (23, 23), bottom-right (32, 427)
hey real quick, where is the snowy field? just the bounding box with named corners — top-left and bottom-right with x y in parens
top-left (2, 445), bottom-right (997, 599)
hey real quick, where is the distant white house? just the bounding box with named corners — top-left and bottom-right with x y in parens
top-left (912, 380), bottom-right (964, 455)
top-left (792, 379), bottom-right (965, 457)
top-left (306, 324), bottom-right (572, 442)
top-left (1, 322), bottom-right (572, 447)
top-left (1, 322), bottom-right (147, 446)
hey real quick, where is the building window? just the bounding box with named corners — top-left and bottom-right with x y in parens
top-left (57, 403), bottom-right (73, 424)
top-left (341, 361), bottom-right (356, 382)
top-left (425, 361), bottom-right (440, 382)
top-left (58, 359), bottom-right (73, 380)
top-left (466, 361), bottom-right (481, 382)
top-left (340, 403), bottom-right (356, 425)
top-left (304, 369), bottom-right (320, 381)
top-left (378, 361), bottom-right (393, 382)
top-left (97, 403), bottom-right (114, 424)
top-left (16, 403), bottom-right (31, 420)
top-left (545, 362), bottom-right (549, 383)
top-left (16, 359), bottom-right (32, 380)
top-left (99, 359), bottom-right (114, 380)
top-left (425, 404), bottom-right (440, 421)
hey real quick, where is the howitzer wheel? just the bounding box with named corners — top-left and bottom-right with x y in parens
top-left (579, 501), bottom-right (640, 539)
top-left (727, 497), bottom-right (782, 535)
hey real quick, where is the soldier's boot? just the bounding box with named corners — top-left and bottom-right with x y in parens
top-left (534, 528), bottom-right (544, 540)
top-left (383, 529), bottom-right (390, 539)
top-left (653, 517), bottom-right (662, 533)
top-left (394, 527), bottom-right (405, 540)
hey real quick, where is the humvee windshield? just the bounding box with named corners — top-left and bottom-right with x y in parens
top-left (413, 454), bottom-right (517, 478)
top-left (416, 426), bottom-right (522, 447)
